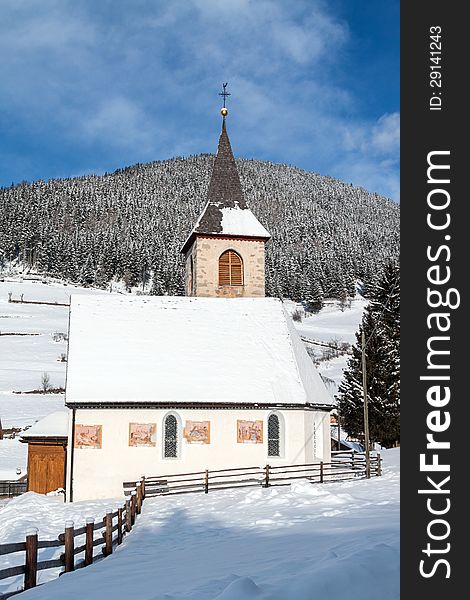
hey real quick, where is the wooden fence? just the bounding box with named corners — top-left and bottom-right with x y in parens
top-left (7, 293), bottom-right (69, 307)
top-left (0, 482), bottom-right (27, 499)
top-left (0, 455), bottom-right (381, 597)
top-left (124, 453), bottom-right (381, 498)
top-left (0, 479), bottom-right (145, 599)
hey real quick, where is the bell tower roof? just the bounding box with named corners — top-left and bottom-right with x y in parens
top-left (181, 87), bottom-right (270, 254)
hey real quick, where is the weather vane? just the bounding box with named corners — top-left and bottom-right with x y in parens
top-left (219, 82), bottom-right (230, 117)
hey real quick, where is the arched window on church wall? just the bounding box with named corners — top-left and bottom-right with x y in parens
top-left (163, 413), bottom-right (180, 459)
top-left (268, 412), bottom-right (283, 457)
top-left (219, 250), bottom-right (243, 286)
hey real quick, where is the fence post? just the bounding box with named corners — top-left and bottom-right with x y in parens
top-left (204, 470), bottom-right (209, 494)
top-left (104, 510), bottom-right (113, 556)
top-left (131, 491), bottom-right (137, 525)
top-left (125, 499), bottom-right (132, 532)
top-left (264, 464), bottom-right (270, 488)
top-left (117, 508), bottom-right (123, 545)
top-left (24, 527), bottom-right (38, 590)
top-left (64, 520), bottom-right (75, 573)
top-left (141, 476), bottom-right (146, 501)
top-left (320, 461), bottom-right (324, 483)
top-left (377, 453), bottom-right (382, 476)
top-left (136, 485), bottom-right (142, 515)
top-left (85, 517), bottom-right (94, 566)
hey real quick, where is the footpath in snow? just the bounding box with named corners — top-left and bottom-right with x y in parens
top-left (0, 449), bottom-right (399, 600)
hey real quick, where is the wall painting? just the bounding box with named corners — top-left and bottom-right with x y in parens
top-left (74, 424), bottom-right (102, 449)
top-left (237, 420), bottom-right (263, 444)
top-left (129, 423), bottom-right (156, 447)
top-left (184, 421), bottom-right (210, 444)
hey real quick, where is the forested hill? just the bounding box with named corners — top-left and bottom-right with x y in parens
top-left (0, 155), bottom-right (399, 301)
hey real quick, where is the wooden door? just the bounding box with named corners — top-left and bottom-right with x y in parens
top-left (28, 444), bottom-right (66, 494)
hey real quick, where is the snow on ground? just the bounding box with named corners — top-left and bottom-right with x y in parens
top-left (292, 298), bottom-right (367, 399)
top-left (0, 449), bottom-right (399, 599)
top-left (0, 278), bottom-right (113, 478)
top-left (295, 298), bottom-right (366, 345)
top-left (0, 279), bottom-right (110, 393)
top-left (0, 438), bottom-right (27, 480)
top-left (0, 394), bottom-right (66, 432)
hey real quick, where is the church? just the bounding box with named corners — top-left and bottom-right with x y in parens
top-left (49, 100), bottom-right (334, 501)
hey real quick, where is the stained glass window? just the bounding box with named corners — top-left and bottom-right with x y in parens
top-left (268, 414), bottom-right (280, 457)
top-left (164, 414), bottom-right (178, 458)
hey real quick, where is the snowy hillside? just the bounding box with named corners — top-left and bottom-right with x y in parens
top-left (0, 449), bottom-right (399, 599)
top-left (0, 155), bottom-right (399, 300)
top-left (291, 298), bottom-right (367, 399)
top-left (0, 279), bottom-right (113, 479)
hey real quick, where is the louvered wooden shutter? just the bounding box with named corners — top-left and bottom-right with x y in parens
top-left (219, 250), bottom-right (243, 286)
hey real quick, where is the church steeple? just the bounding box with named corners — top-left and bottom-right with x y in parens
top-left (182, 85), bottom-right (270, 298)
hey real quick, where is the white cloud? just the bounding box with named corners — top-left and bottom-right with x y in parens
top-left (81, 97), bottom-right (154, 151)
top-left (0, 0), bottom-right (398, 200)
top-left (370, 112), bottom-right (400, 154)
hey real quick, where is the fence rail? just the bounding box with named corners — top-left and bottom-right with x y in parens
top-left (0, 482), bottom-right (27, 499)
top-left (0, 479), bottom-right (146, 599)
top-left (124, 453), bottom-right (381, 498)
top-left (7, 293), bottom-right (69, 307)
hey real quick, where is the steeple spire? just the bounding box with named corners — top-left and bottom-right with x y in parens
top-left (181, 85), bottom-right (269, 298)
top-left (181, 84), bottom-right (270, 254)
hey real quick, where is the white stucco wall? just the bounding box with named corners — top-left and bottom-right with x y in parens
top-left (67, 407), bottom-right (331, 501)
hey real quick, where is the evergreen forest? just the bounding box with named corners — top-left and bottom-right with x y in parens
top-left (0, 155), bottom-right (399, 301)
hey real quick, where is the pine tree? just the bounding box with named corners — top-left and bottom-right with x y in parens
top-left (337, 261), bottom-right (400, 447)
top-left (0, 155), bottom-right (399, 298)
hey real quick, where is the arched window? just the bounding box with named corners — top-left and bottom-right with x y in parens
top-left (219, 250), bottom-right (243, 286)
top-left (163, 414), bottom-right (179, 458)
top-left (268, 413), bottom-right (281, 457)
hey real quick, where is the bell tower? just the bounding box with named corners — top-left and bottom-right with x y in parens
top-left (181, 84), bottom-right (270, 298)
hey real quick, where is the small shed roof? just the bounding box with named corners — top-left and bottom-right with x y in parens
top-left (65, 296), bottom-right (333, 409)
top-left (20, 411), bottom-right (68, 440)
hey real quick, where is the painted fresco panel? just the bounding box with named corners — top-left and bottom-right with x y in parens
top-left (129, 423), bottom-right (156, 447)
top-left (237, 420), bottom-right (263, 444)
top-left (74, 424), bottom-right (102, 449)
top-left (184, 420), bottom-right (210, 444)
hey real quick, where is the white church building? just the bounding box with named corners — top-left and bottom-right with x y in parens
top-left (62, 107), bottom-right (333, 501)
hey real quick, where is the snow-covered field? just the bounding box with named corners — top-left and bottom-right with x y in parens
top-left (295, 300), bottom-right (366, 346)
top-left (0, 448), bottom-right (399, 599)
top-left (292, 298), bottom-right (366, 397)
top-left (0, 278), bottom-right (112, 478)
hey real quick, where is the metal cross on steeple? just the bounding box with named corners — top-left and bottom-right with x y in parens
top-left (219, 82), bottom-right (231, 108)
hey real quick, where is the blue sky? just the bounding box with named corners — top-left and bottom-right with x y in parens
top-left (0, 0), bottom-right (399, 200)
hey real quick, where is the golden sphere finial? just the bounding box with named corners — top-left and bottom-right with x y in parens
top-left (220, 107), bottom-right (228, 117)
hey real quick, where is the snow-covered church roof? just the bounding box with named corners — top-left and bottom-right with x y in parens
top-left (65, 295), bottom-right (332, 409)
top-left (181, 119), bottom-right (270, 254)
